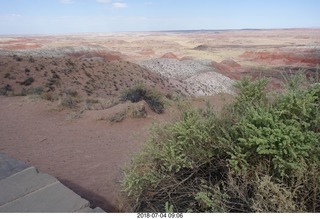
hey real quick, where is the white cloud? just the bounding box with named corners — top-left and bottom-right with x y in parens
top-left (96, 0), bottom-right (128, 9)
top-left (112, 2), bottom-right (127, 8)
top-left (96, 0), bottom-right (112, 3)
top-left (60, 0), bottom-right (74, 4)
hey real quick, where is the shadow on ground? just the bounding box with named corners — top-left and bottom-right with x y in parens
top-left (59, 178), bottom-right (116, 212)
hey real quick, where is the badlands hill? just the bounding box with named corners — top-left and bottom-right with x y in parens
top-left (0, 54), bottom-right (177, 98)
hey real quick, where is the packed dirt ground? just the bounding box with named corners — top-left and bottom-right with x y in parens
top-left (0, 29), bottom-right (319, 211)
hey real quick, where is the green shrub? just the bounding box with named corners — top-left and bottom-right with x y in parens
top-left (122, 76), bottom-right (320, 212)
top-left (121, 84), bottom-right (165, 114)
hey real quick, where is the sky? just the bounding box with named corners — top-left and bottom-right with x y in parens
top-left (0, 0), bottom-right (319, 35)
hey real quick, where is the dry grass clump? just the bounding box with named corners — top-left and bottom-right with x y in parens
top-left (59, 89), bottom-right (82, 108)
top-left (109, 103), bottom-right (147, 123)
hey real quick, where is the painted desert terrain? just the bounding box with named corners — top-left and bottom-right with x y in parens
top-left (1, 29), bottom-right (320, 211)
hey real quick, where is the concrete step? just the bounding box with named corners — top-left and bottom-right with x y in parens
top-left (0, 153), bottom-right (105, 213)
top-left (0, 181), bottom-right (90, 212)
top-left (0, 167), bottom-right (58, 206)
top-left (0, 153), bottom-right (29, 180)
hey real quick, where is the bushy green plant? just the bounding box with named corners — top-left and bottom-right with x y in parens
top-left (122, 75), bottom-right (320, 213)
top-left (229, 107), bottom-right (318, 177)
top-left (233, 77), bottom-right (269, 111)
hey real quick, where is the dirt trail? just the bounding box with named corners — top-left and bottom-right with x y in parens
top-left (0, 96), bottom-right (151, 212)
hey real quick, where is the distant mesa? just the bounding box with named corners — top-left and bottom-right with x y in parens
top-left (161, 52), bottom-right (179, 60)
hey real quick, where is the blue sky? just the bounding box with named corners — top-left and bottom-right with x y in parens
top-left (0, 0), bottom-right (319, 34)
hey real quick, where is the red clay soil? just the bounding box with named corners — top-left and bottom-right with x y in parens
top-left (161, 52), bottom-right (179, 60)
top-left (240, 50), bottom-right (320, 66)
top-left (0, 96), bottom-right (152, 212)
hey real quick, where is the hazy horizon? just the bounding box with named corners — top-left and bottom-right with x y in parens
top-left (2, 27), bottom-right (320, 37)
top-left (0, 0), bottom-right (319, 35)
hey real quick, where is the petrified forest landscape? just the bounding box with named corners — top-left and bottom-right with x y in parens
top-left (1, 28), bottom-right (320, 212)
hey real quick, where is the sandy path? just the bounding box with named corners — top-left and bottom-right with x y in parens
top-left (0, 96), bottom-right (150, 212)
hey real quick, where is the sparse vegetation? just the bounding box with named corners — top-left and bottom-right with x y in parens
top-left (41, 92), bottom-right (57, 101)
top-left (122, 76), bottom-right (320, 213)
top-left (109, 110), bottom-right (127, 123)
top-left (13, 55), bottom-right (23, 62)
top-left (25, 86), bottom-right (44, 95)
top-left (121, 84), bottom-right (165, 114)
top-left (0, 84), bottom-right (13, 96)
top-left (25, 67), bottom-right (31, 73)
top-left (20, 77), bottom-right (34, 86)
top-left (59, 89), bottom-right (81, 108)
top-left (109, 103), bottom-right (147, 123)
top-left (4, 73), bottom-right (11, 79)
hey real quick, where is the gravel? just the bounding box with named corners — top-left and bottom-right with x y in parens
top-left (137, 58), bottom-right (213, 80)
top-left (137, 58), bottom-right (235, 96)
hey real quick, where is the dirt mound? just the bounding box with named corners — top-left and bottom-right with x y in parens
top-left (185, 72), bottom-right (235, 96)
top-left (240, 49), bottom-right (320, 67)
top-left (220, 59), bottom-right (241, 68)
top-left (137, 58), bottom-right (235, 96)
top-left (161, 52), bottom-right (179, 60)
top-left (212, 59), bottom-right (241, 75)
top-left (0, 55), bottom-right (177, 98)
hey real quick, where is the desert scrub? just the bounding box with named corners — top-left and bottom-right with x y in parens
top-left (109, 110), bottom-right (127, 123)
top-left (122, 76), bottom-right (320, 213)
top-left (59, 89), bottom-right (81, 108)
top-left (121, 84), bottom-right (165, 114)
top-left (41, 92), bottom-right (57, 102)
top-left (109, 104), bottom-right (147, 123)
top-left (20, 77), bottom-right (34, 86)
top-left (0, 85), bottom-right (13, 96)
